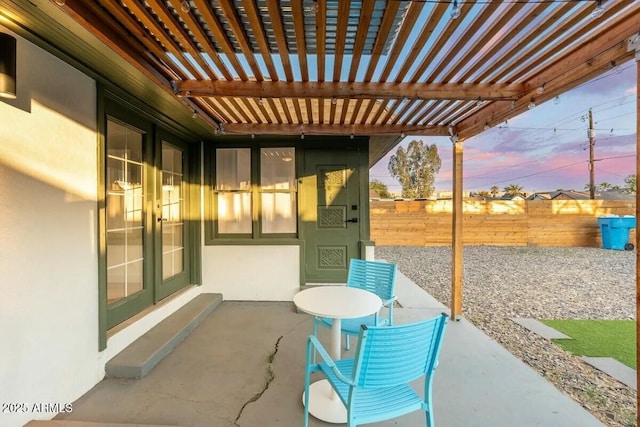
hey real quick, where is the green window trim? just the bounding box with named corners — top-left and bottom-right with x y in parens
top-left (204, 141), bottom-right (299, 244)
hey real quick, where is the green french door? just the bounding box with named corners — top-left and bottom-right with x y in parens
top-left (104, 114), bottom-right (191, 329)
top-left (156, 134), bottom-right (191, 300)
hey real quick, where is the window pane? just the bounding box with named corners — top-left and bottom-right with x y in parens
top-left (218, 192), bottom-right (252, 234)
top-left (216, 148), bottom-right (251, 190)
top-left (261, 193), bottom-right (296, 233)
top-left (261, 148), bottom-right (296, 234)
top-left (106, 119), bottom-right (145, 304)
top-left (162, 143), bottom-right (184, 279)
top-left (260, 148), bottom-right (295, 190)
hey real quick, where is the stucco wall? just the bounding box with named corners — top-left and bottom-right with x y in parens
top-left (202, 245), bottom-right (300, 300)
top-left (0, 28), bottom-right (100, 426)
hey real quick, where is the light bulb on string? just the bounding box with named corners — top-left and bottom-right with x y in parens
top-left (527, 98), bottom-right (536, 110)
top-left (592, 0), bottom-right (605, 18)
top-left (450, 0), bottom-right (461, 19)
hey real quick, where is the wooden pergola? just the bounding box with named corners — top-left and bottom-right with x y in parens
top-left (2, 0), bottom-right (639, 395)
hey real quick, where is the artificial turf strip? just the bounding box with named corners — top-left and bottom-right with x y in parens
top-left (540, 319), bottom-right (636, 369)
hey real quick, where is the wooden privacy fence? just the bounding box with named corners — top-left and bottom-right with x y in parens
top-left (370, 199), bottom-right (636, 247)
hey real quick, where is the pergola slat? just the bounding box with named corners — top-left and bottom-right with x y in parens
top-left (216, 0), bottom-right (264, 81)
top-left (377, 1), bottom-right (424, 83)
top-left (49, 0), bottom-right (638, 143)
top-left (404, 0), bottom-right (477, 84)
top-left (192, 0), bottom-right (246, 80)
top-left (332, 0), bottom-right (352, 83)
top-left (420, 1), bottom-right (503, 83)
top-left (240, 0), bottom-right (279, 81)
top-left (361, 0), bottom-right (401, 83)
top-left (290, 0), bottom-right (309, 82)
top-left (266, 0), bottom-right (294, 81)
top-left (144, 0), bottom-right (217, 80)
top-left (395, 2), bottom-right (449, 83)
top-left (438, 2), bottom-right (534, 83)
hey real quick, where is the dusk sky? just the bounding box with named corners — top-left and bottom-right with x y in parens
top-left (370, 64), bottom-right (637, 195)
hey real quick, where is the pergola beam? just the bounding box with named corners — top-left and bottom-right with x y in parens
top-left (220, 122), bottom-right (449, 136)
top-left (175, 81), bottom-right (524, 101)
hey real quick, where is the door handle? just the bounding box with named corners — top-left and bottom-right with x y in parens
top-left (345, 218), bottom-right (358, 223)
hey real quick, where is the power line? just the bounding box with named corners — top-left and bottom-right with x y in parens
top-left (463, 154), bottom-right (635, 189)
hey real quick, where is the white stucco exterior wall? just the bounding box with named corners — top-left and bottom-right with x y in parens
top-left (0, 28), bottom-right (100, 426)
top-left (202, 245), bottom-right (300, 301)
top-left (0, 29), bottom-right (208, 426)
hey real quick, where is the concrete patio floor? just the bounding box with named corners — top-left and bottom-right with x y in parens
top-left (52, 272), bottom-right (604, 427)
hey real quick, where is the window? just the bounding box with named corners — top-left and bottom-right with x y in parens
top-left (211, 146), bottom-right (297, 238)
top-left (260, 148), bottom-right (296, 234)
top-left (216, 148), bottom-right (252, 234)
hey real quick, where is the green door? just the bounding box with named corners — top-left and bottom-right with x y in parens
top-left (105, 118), bottom-right (154, 328)
top-left (104, 115), bottom-right (192, 329)
top-left (301, 149), bottom-right (361, 283)
top-left (156, 136), bottom-right (191, 300)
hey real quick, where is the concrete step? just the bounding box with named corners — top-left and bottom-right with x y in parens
top-left (25, 421), bottom-right (180, 427)
top-left (105, 293), bottom-right (222, 379)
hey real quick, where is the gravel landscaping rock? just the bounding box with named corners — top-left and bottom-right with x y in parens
top-left (376, 246), bottom-right (637, 427)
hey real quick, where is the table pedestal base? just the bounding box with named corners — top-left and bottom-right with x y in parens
top-left (303, 380), bottom-right (347, 423)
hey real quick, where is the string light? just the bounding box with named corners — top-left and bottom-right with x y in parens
top-left (527, 98), bottom-right (536, 110)
top-left (331, 97), bottom-right (337, 105)
top-left (610, 61), bottom-right (621, 74)
top-left (554, 96), bottom-right (560, 105)
top-left (181, 0), bottom-right (190, 13)
top-left (592, 0), bottom-right (605, 18)
top-left (536, 83), bottom-right (545, 95)
top-left (450, 0), bottom-right (461, 19)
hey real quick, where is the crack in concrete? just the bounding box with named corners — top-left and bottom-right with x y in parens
top-left (234, 335), bottom-right (283, 425)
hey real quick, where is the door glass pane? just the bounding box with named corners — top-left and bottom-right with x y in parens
top-left (162, 143), bottom-right (185, 280)
top-left (106, 120), bottom-right (145, 304)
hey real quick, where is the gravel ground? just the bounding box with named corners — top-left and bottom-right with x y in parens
top-left (376, 246), bottom-right (637, 427)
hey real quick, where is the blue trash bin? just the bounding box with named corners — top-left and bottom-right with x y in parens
top-left (598, 216), bottom-right (636, 250)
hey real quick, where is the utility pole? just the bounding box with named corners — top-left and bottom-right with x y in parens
top-left (588, 108), bottom-right (595, 200)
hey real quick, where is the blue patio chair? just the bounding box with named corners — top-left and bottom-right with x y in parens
top-left (313, 258), bottom-right (397, 350)
top-left (304, 313), bottom-right (448, 427)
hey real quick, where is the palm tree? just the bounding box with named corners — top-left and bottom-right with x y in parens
top-left (490, 186), bottom-right (499, 197)
top-left (624, 174), bottom-right (636, 193)
top-left (503, 184), bottom-right (524, 197)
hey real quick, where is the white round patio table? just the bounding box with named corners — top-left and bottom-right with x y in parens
top-left (294, 286), bottom-right (383, 424)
